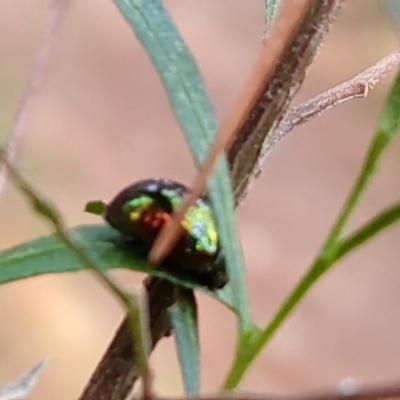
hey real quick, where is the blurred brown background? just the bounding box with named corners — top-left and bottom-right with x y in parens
top-left (1, 1), bottom-right (400, 399)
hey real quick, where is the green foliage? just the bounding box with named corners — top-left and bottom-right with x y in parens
top-left (114, 0), bottom-right (251, 332)
top-left (222, 69), bottom-right (400, 391)
top-left (170, 289), bottom-right (200, 395)
top-left (0, 155), bottom-right (153, 382)
top-left (0, 224), bottom-right (145, 284)
top-left (265, 0), bottom-right (281, 25)
top-left (0, 224), bottom-right (237, 310)
top-left (113, 0), bottom-right (253, 390)
top-left (1, 1), bottom-right (400, 396)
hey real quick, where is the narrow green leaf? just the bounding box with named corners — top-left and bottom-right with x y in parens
top-left (0, 153), bottom-right (152, 382)
top-left (379, 72), bottom-right (400, 139)
top-left (336, 202), bottom-right (400, 260)
top-left (386, 0), bottom-right (400, 24)
top-left (208, 167), bottom-right (252, 329)
top-left (0, 225), bottom-right (145, 283)
top-left (265, 0), bottom-right (281, 25)
top-left (114, 0), bottom-right (252, 328)
top-left (223, 259), bottom-right (327, 390)
top-left (0, 224), bottom-right (235, 310)
top-left (170, 289), bottom-right (200, 396)
top-left (114, 0), bottom-right (215, 160)
top-left (324, 69), bottom-right (400, 247)
top-left (223, 69), bottom-right (400, 390)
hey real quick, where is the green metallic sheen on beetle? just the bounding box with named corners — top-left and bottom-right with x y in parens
top-left (105, 179), bottom-right (228, 289)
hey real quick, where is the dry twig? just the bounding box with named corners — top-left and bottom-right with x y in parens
top-left (228, 0), bottom-right (344, 204)
top-left (0, 0), bottom-right (68, 201)
top-left (79, 278), bottom-right (176, 400)
top-left (269, 48), bottom-right (400, 156)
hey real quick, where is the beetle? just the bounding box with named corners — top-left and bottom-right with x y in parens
top-left (105, 179), bottom-right (228, 290)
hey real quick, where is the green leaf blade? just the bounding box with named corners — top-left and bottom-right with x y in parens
top-left (324, 69), bottom-right (400, 247)
top-left (0, 224), bottom-right (235, 310)
top-left (114, 0), bottom-right (215, 162)
top-left (378, 70), bottom-right (400, 140)
top-left (265, 0), bottom-right (281, 25)
top-left (208, 166), bottom-right (252, 330)
top-left (170, 289), bottom-right (200, 396)
top-left (336, 202), bottom-right (400, 260)
top-left (222, 67), bottom-right (400, 391)
top-left (0, 225), bottom-right (138, 284)
top-left (114, 0), bottom-right (252, 327)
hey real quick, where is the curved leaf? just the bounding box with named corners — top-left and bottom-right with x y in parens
top-left (0, 224), bottom-right (235, 310)
top-left (114, 0), bottom-right (251, 329)
top-left (170, 289), bottom-right (200, 396)
top-left (223, 65), bottom-right (400, 391)
top-left (265, 0), bottom-right (281, 25)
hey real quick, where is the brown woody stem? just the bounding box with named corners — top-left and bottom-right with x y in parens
top-left (228, 0), bottom-right (344, 205)
top-left (79, 278), bottom-right (176, 400)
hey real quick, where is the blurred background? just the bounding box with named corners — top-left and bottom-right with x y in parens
top-left (1, 1), bottom-right (400, 398)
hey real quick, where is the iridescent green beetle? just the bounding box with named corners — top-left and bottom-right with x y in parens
top-left (105, 179), bottom-right (228, 290)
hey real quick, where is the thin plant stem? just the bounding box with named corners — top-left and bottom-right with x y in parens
top-left (0, 0), bottom-right (68, 201)
top-left (0, 152), bottom-right (152, 397)
top-left (271, 49), bottom-right (400, 157)
top-left (223, 70), bottom-right (400, 390)
top-left (335, 202), bottom-right (400, 260)
top-left (222, 150), bottom-right (386, 389)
